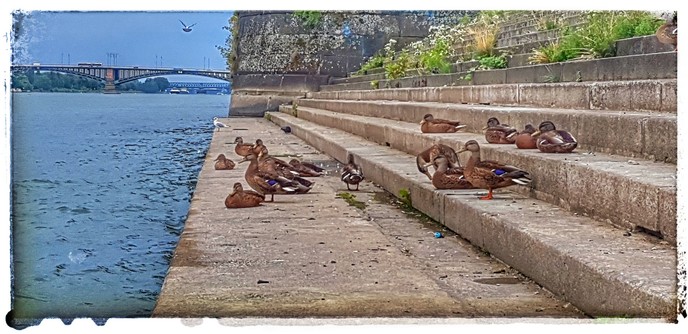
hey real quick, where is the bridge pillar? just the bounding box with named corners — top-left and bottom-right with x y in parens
top-left (103, 68), bottom-right (119, 94)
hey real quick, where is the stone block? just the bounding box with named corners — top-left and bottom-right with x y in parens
top-left (518, 83), bottom-right (589, 109)
top-left (661, 80), bottom-right (677, 112)
top-left (472, 69), bottom-right (507, 85)
top-left (229, 94), bottom-right (300, 117)
top-left (643, 116), bottom-right (677, 163)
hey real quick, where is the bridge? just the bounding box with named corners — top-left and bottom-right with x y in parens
top-left (10, 63), bottom-right (232, 93)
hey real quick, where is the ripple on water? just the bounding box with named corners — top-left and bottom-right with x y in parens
top-left (11, 93), bottom-right (225, 319)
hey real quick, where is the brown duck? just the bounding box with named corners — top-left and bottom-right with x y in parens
top-left (256, 147), bottom-right (313, 182)
top-left (431, 155), bottom-right (475, 190)
top-left (239, 153), bottom-right (312, 202)
top-left (214, 154), bottom-right (236, 170)
top-left (225, 182), bottom-right (265, 208)
top-left (416, 143), bottom-right (461, 180)
top-left (251, 139), bottom-right (268, 157)
top-left (514, 124), bottom-right (538, 149)
top-left (483, 117), bottom-right (517, 144)
top-left (289, 159), bottom-right (325, 177)
top-left (531, 121), bottom-right (577, 153)
top-left (420, 113), bottom-right (467, 133)
top-left (234, 136), bottom-right (254, 158)
top-left (656, 12), bottom-right (677, 51)
top-left (341, 153), bottom-right (364, 191)
top-left (457, 140), bottom-right (531, 200)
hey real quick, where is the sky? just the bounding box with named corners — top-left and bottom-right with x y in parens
top-left (12, 11), bottom-right (232, 71)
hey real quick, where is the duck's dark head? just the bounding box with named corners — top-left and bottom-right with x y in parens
top-left (420, 114), bottom-right (434, 125)
top-left (532, 121), bottom-right (557, 137)
top-left (523, 124), bottom-right (536, 134)
top-left (457, 140), bottom-right (481, 154)
top-left (233, 182), bottom-right (243, 192)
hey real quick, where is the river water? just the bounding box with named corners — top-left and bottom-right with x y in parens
top-left (10, 92), bottom-right (230, 321)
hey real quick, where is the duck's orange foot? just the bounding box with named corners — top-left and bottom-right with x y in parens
top-left (478, 190), bottom-right (494, 200)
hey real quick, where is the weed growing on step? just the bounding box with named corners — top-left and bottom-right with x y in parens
top-left (477, 54), bottom-right (508, 69)
top-left (336, 192), bottom-right (367, 210)
top-left (356, 54), bottom-right (385, 75)
top-left (531, 11), bottom-right (663, 63)
top-left (264, 113), bottom-right (272, 122)
top-left (370, 80), bottom-right (380, 89)
top-left (385, 50), bottom-right (412, 80)
top-left (395, 188), bottom-right (434, 224)
top-left (467, 18), bottom-right (500, 58)
top-left (419, 37), bottom-right (453, 74)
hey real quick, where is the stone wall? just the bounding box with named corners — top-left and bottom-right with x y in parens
top-left (229, 10), bottom-right (472, 117)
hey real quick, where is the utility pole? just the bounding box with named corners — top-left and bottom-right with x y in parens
top-left (68, 53), bottom-right (70, 64)
top-left (61, 52), bottom-right (64, 64)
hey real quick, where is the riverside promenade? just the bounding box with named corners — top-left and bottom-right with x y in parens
top-left (151, 117), bottom-right (584, 319)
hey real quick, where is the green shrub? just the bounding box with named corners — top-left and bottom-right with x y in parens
top-left (531, 11), bottom-right (664, 63)
top-left (385, 51), bottom-right (412, 80)
top-left (356, 54), bottom-right (385, 75)
top-left (419, 38), bottom-right (453, 74)
top-left (477, 54), bottom-right (507, 69)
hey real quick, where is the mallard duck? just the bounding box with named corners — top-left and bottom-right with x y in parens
top-left (656, 12), bottom-right (677, 51)
top-left (515, 124), bottom-right (538, 149)
top-left (234, 137), bottom-right (254, 158)
top-left (341, 153), bottom-right (364, 191)
top-left (256, 147), bottom-right (311, 180)
top-left (289, 159), bottom-right (325, 177)
top-left (483, 117), bottom-right (517, 144)
top-left (214, 153), bottom-right (236, 170)
top-left (239, 153), bottom-right (312, 202)
top-left (531, 121), bottom-right (578, 153)
top-left (225, 182), bottom-right (265, 208)
top-left (416, 143), bottom-right (461, 180)
top-left (420, 113), bottom-right (467, 133)
top-left (431, 155), bottom-right (475, 190)
top-left (457, 140), bottom-right (531, 200)
top-left (252, 139), bottom-right (268, 157)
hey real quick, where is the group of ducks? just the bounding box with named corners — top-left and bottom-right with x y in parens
top-left (417, 114), bottom-right (578, 199)
top-left (215, 136), bottom-right (365, 208)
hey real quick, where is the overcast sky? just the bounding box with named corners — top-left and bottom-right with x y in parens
top-left (12, 10), bottom-right (232, 71)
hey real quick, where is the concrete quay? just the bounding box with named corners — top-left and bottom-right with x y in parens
top-left (151, 117), bottom-right (584, 319)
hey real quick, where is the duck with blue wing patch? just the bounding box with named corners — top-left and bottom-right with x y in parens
top-left (458, 140), bottom-right (531, 200)
top-left (239, 153), bottom-right (310, 202)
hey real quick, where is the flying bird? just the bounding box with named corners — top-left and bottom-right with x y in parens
top-left (179, 20), bottom-right (197, 32)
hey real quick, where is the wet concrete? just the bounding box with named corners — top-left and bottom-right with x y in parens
top-left (152, 117), bottom-right (585, 319)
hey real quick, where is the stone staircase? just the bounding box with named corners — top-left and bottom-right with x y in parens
top-left (263, 12), bottom-right (679, 319)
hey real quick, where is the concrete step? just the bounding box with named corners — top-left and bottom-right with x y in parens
top-left (508, 53), bottom-right (535, 67)
top-left (331, 72), bottom-right (386, 85)
top-left (326, 53), bottom-right (677, 97)
top-left (496, 28), bottom-right (562, 48)
top-left (281, 104), bottom-right (677, 242)
top-left (314, 78), bottom-right (677, 115)
top-left (266, 111), bottom-right (678, 319)
top-left (616, 35), bottom-right (677, 56)
top-left (295, 99), bottom-right (677, 164)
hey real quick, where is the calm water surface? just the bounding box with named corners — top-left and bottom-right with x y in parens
top-left (11, 92), bottom-right (229, 320)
